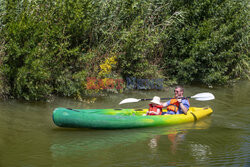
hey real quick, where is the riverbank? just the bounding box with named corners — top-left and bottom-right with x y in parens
top-left (0, 0), bottom-right (249, 101)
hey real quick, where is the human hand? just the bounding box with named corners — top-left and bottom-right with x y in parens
top-left (177, 98), bottom-right (182, 103)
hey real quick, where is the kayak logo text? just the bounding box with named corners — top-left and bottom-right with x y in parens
top-left (86, 77), bottom-right (164, 90)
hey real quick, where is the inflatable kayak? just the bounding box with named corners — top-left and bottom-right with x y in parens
top-left (52, 107), bottom-right (213, 129)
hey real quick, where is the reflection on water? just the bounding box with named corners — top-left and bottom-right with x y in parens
top-left (148, 131), bottom-right (187, 155)
top-left (147, 119), bottom-right (211, 163)
top-left (190, 143), bottom-right (212, 162)
top-left (50, 119), bottom-right (213, 167)
top-left (51, 119), bottom-right (211, 159)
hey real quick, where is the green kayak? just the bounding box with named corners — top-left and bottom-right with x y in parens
top-left (52, 107), bottom-right (213, 129)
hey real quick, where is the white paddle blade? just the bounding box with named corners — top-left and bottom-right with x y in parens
top-left (119, 98), bottom-right (141, 105)
top-left (191, 92), bottom-right (215, 101)
top-left (194, 97), bottom-right (215, 101)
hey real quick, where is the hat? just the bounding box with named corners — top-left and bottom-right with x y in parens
top-left (150, 96), bottom-right (161, 105)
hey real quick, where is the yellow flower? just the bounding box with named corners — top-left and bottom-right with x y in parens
top-left (99, 55), bottom-right (117, 76)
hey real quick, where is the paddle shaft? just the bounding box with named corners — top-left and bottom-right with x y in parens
top-left (119, 92), bottom-right (214, 104)
top-left (141, 97), bottom-right (191, 101)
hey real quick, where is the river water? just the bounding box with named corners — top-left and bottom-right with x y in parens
top-left (0, 81), bottom-right (249, 167)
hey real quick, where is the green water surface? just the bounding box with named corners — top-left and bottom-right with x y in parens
top-left (0, 81), bottom-right (249, 167)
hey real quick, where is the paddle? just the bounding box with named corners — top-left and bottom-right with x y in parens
top-left (119, 92), bottom-right (215, 105)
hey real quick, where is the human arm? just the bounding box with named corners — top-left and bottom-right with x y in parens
top-left (177, 98), bottom-right (189, 114)
top-left (155, 108), bottom-right (161, 115)
top-left (162, 100), bottom-right (170, 107)
top-left (147, 108), bottom-right (161, 115)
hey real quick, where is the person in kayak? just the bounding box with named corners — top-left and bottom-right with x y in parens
top-left (162, 86), bottom-right (189, 115)
top-left (146, 96), bottom-right (163, 115)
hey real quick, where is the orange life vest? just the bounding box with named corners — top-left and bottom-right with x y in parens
top-left (167, 98), bottom-right (179, 113)
top-left (148, 104), bottom-right (163, 115)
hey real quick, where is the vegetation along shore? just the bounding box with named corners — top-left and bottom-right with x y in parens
top-left (0, 0), bottom-right (249, 100)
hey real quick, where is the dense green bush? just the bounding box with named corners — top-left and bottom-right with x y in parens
top-left (162, 0), bottom-right (249, 84)
top-left (0, 0), bottom-right (249, 100)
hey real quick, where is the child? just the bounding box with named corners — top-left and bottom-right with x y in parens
top-left (147, 96), bottom-right (163, 115)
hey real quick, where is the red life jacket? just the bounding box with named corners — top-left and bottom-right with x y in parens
top-left (148, 104), bottom-right (163, 115)
top-left (166, 98), bottom-right (179, 113)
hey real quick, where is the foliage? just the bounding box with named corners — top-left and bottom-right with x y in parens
top-left (162, 0), bottom-right (249, 85)
top-left (0, 0), bottom-right (249, 100)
